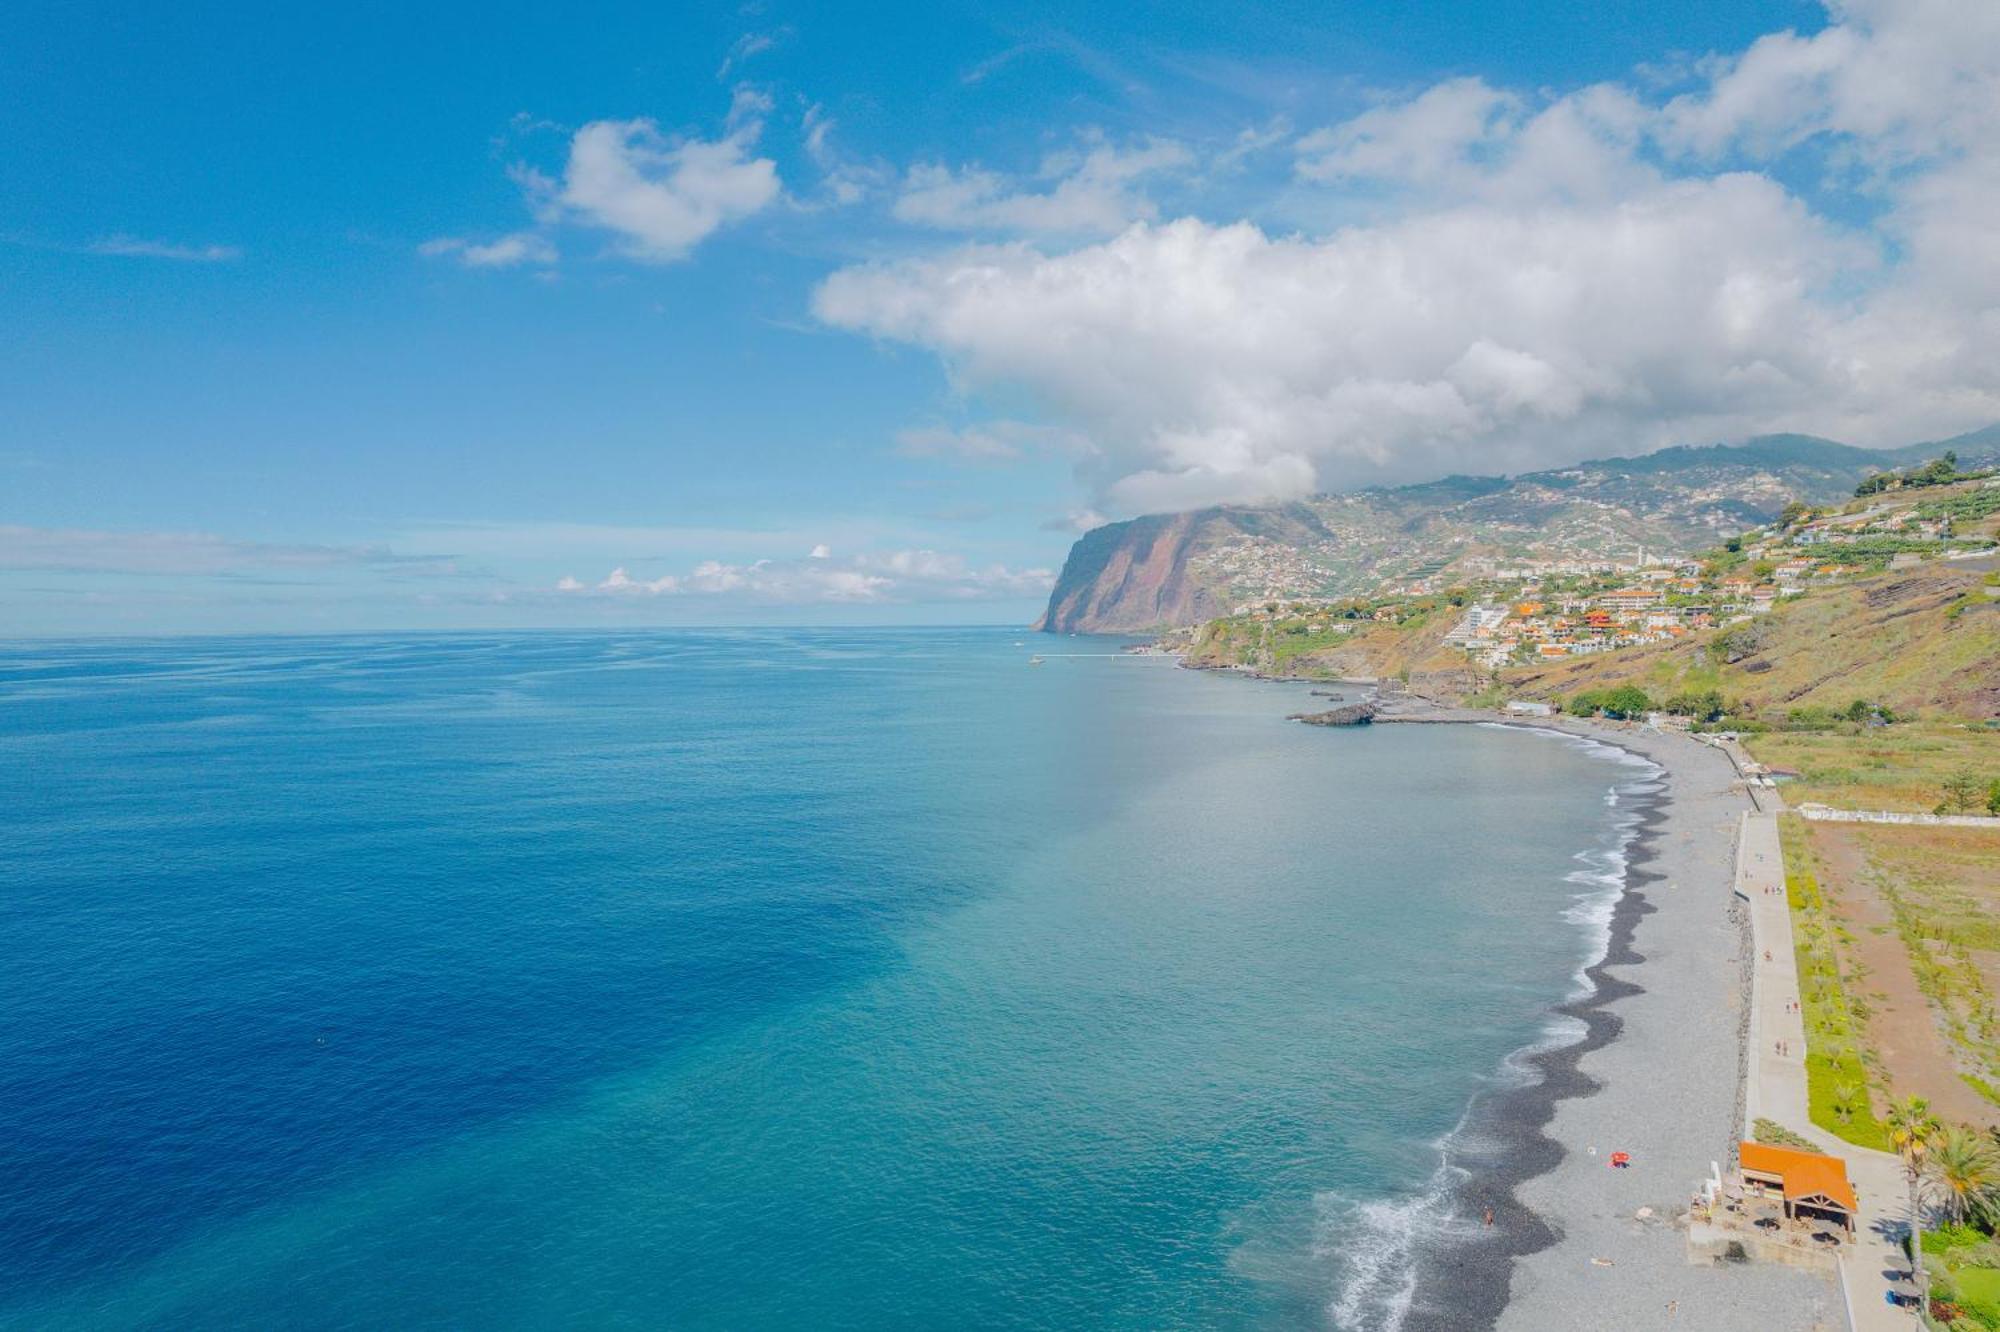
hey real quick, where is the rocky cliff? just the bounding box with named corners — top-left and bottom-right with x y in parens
top-left (1031, 505), bottom-right (1337, 633)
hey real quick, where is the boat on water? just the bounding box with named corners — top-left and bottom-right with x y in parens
top-left (1028, 655), bottom-right (1044, 666)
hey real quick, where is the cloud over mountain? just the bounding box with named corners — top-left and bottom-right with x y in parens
top-left (818, 0), bottom-right (2000, 513)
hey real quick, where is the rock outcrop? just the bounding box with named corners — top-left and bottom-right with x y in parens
top-left (1286, 701), bottom-right (1378, 726)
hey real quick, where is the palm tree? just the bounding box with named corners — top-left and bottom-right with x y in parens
top-left (1924, 1125), bottom-right (2000, 1227)
top-left (1887, 1096), bottom-right (1941, 1303)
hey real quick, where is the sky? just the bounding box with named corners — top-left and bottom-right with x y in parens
top-left (5, 0), bottom-right (1999, 634)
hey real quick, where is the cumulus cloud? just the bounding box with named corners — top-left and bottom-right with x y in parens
top-left (820, 183), bottom-right (1867, 511)
top-left (818, 0), bottom-right (2000, 511)
top-left (87, 235), bottom-right (239, 262)
top-left (558, 114), bottom-right (781, 262)
top-left (432, 96), bottom-right (782, 268)
top-left (893, 138), bottom-right (1192, 235)
top-left (559, 548), bottom-right (1052, 604)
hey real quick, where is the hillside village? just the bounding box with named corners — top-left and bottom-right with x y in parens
top-left (1191, 461), bottom-right (2000, 689)
top-left (1441, 465), bottom-right (1998, 671)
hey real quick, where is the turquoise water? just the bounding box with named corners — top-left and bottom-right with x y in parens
top-left (0, 631), bottom-right (1639, 1329)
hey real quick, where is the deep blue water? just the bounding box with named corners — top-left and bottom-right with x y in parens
top-left (0, 630), bottom-right (1640, 1329)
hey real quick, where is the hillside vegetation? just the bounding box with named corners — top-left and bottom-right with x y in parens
top-left (1176, 599), bottom-right (1476, 691)
top-left (1502, 560), bottom-right (2000, 720)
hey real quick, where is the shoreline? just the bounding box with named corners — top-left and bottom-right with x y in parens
top-left (1400, 722), bottom-right (1668, 1330)
top-left (1313, 704), bottom-right (1839, 1330)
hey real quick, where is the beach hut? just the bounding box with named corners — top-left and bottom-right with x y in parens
top-left (1737, 1142), bottom-right (1857, 1233)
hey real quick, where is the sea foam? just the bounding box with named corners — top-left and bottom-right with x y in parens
top-left (1320, 725), bottom-right (1663, 1332)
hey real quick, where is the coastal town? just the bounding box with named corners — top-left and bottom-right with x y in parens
top-left (1202, 465), bottom-right (2000, 678)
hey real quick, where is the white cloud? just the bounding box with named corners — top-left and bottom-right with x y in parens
top-left (418, 231), bottom-right (556, 268)
top-left (0, 526), bottom-right (457, 576)
top-left (1039, 509), bottom-right (1109, 534)
top-left (1649, 0), bottom-right (2000, 168)
top-left (820, 181), bottom-right (1879, 510)
top-left (560, 549), bottom-right (1052, 604)
top-left (1296, 78), bottom-right (1518, 187)
top-left (893, 138), bottom-right (1192, 235)
top-left (87, 235), bottom-right (240, 262)
top-left (717, 31), bottom-right (778, 80)
top-left (819, 0), bottom-right (2000, 512)
top-left (558, 115), bottom-right (781, 262)
top-left (437, 99), bottom-right (782, 269)
top-left (799, 103), bottom-right (882, 206)
top-left (1213, 117), bottom-right (1294, 173)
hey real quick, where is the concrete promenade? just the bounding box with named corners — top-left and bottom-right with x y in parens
top-left (1738, 808), bottom-right (1918, 1331)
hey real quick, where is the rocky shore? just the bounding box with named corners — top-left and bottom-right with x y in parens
top-left (1285, 701), bottom-right (1377, 726)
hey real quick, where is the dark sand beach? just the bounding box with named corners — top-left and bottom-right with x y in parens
top-left (1386, 716), bottom-right (1841, 1331)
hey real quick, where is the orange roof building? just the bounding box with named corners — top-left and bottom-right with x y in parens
top-left (1738, 1141), bottom-right (1857, 1229)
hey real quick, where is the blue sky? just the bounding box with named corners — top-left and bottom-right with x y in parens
top-left (6, 0), bottom-right (1996, 634)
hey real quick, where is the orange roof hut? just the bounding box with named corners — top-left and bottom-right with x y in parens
top-left (1738, 1141), bottom-right (1857, 1230)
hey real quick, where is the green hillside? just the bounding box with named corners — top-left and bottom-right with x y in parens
top-left (1503, 560), bottom-right (2000, 720)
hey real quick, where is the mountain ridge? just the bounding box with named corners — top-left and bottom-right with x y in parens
top-left (1035, 430), bottom-right (2000, 633)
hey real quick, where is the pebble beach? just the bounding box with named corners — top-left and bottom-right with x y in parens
top-left (1396, 715), bottom-right (1845, 1331)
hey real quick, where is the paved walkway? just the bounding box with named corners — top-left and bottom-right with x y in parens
top-left (1738, 809), bottom-right (1919, 1331)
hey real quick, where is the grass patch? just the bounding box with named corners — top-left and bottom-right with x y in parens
top-left (1746, 725), bottom-right (2000, 814)
top-left (1781, 815), bottom-right (1893, 1150)
top-left (1268, 625), bottom-right (1359, 670)
top-left (1957, 1268), bottom-right (2000, 1329)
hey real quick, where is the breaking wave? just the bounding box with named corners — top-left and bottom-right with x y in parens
top-left (1319, 726), bottom-right (1662, 1330)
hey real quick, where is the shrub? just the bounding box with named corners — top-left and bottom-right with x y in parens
top-left (1929, 1222), bottom-right (1990, 1254)
top-left (1566, 685), bottom-right (1655, 720)
top-left (1664, 690), bottom-right (1727, 722)
top-left (1713, 624), bottom-right (1768, 664)
top-left (1752, 1118), bottom-right (1817, 1150)
top-left (1940, 770), bottom-right (1986, 815)
top-left (1787, 706), bottom-right (1844, 731)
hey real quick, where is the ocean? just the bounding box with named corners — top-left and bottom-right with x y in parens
top-left (0, 629), bottom-right (1649, 1330)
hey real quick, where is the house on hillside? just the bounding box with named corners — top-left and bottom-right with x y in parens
top-left (1600, 587), bottom-right (1662, 612)
top-left (1774, 559), bottom-right (1815, 583)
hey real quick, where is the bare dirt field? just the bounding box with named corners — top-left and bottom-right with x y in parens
top-left (1800, 817), bottom-right (2000, 1127)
